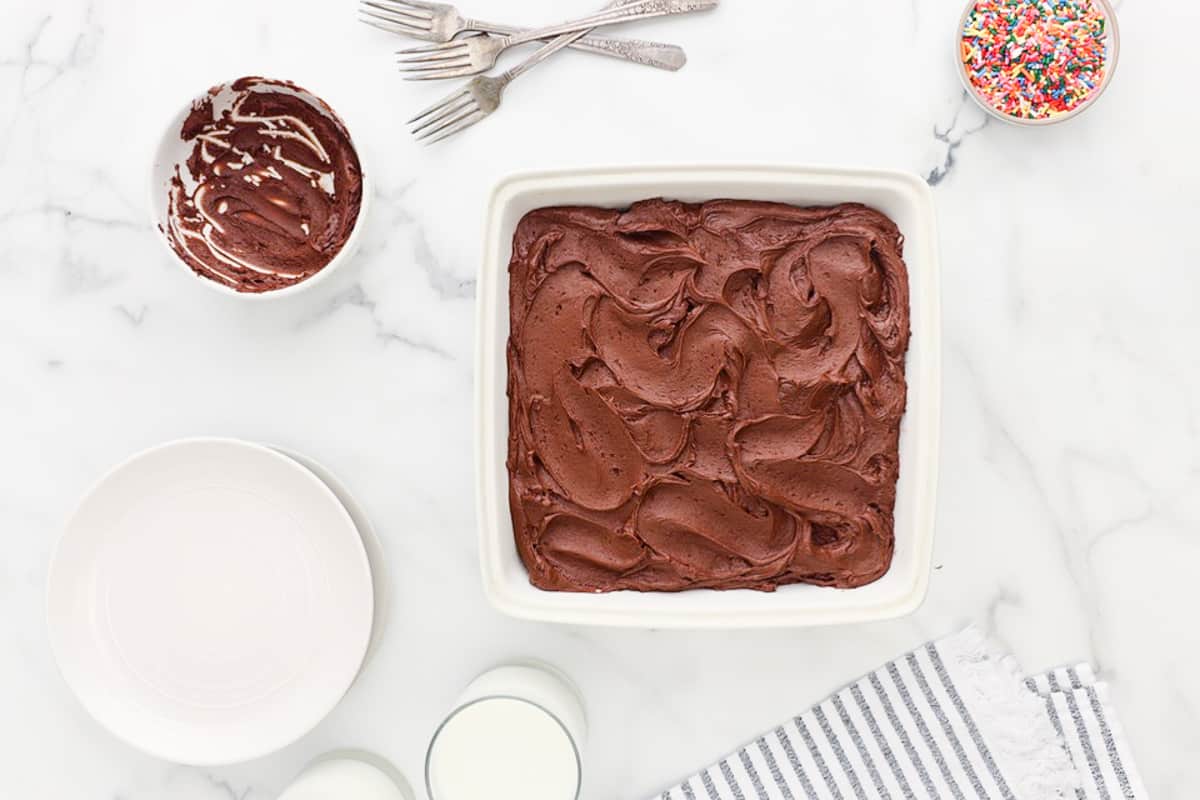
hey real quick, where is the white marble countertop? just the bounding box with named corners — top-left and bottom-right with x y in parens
top-left (2, 0), bottom-right (1195, 797)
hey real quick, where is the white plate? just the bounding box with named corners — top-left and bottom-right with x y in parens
top-left (47, 438), bottom-right (374, 764)
top-left (476, 165), bottom-right (941, 628)
top-left (276, 447), bottom-right (389, 664)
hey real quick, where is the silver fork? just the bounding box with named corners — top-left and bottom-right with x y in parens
top-left (359, 0), bottom-right (687, 71)
top-left (398, 0), bottom-right (717, 80)
top-left (407, 28), bottom-right (596, 144)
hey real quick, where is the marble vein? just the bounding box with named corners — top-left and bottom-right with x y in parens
top-left (0, 204), bottom-right (143, 231)
top-left (949, 342), bottom-right (1102, 669)
top-left (200, 773), bottom-right (253, 800)
top-left (114, 304), bottom-right (147, 326)
top-left (369, 187), bottom-right (476, 301)
top-left (299, 283), bottom-right (452, 358)
top-left (926, 93), bottom-right (990, 186)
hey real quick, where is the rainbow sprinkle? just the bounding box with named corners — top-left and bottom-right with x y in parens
top-left (961, 0), bottom-right (1110, 120)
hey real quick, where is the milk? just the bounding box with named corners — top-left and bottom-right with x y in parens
top-left (426, 664), bottom-right (586, 800)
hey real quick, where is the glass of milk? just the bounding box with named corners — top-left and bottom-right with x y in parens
top-left (425, 663), bottom-right (586, 800)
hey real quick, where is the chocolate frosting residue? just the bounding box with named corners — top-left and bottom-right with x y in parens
top-left (506, 200), bottom-right (911, 592)
top-left (165, 77), bottom-right (363, 293)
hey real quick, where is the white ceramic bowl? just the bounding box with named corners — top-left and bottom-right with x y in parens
top-left (281, 755), bottom-right (415, 800)
top-left (148, 78), bottom-right (371, 299)
top-left (476, 165), bottom-right (941, 628)
top-left (956, 0), bottom-right (1120, 127)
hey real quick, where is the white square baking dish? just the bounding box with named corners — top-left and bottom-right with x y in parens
top-left (476, 165), bottom-right (940, 628)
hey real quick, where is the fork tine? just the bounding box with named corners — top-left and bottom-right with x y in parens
top-left (403, 66), bottom-right (480, 81)
top-left (407, 88), bottom-right (470, 124)
top-left (415, 104), bottom-right (482, 142)
top-left (421, 110), bottom-right (487, 145)
top-left (360, 0), bottom-right (433, 25)
top-left (363, 0), bottom-right (436, 18)
top-left (396, 41), bottom-right (461, 55)
top-left (398, 58), bottom-right (473, 73)
top-left (397, 56), bottom-right (470, 71)
top-left (358, 11), bottom-right (429, 37)
top-left (359, 4), bottom-right (432, 31)
top-left (360, 15), bottom-right (415, 35)
top-left (396, 47), bottom-right (467, 64)
top-left (409, 95), bottom-right (474, 134)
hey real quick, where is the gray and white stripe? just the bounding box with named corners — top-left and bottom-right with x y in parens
top-left (654, 630), bottom-right (1147, 800)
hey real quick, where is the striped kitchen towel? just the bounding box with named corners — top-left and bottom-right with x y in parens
top-left (1024, 664), bottom-right (1148, 800)
top-left (652, 628), bottom-right (1147, 800)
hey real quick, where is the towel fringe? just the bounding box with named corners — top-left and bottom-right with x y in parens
top-left (936, 626), bottom-right (1080, 799)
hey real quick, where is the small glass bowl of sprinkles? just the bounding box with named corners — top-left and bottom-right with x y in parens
top-left (957, 0), bottom-right (1120, 125)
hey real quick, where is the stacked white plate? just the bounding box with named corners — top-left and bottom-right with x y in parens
top-left (46, 438), bottom-right (378, 765)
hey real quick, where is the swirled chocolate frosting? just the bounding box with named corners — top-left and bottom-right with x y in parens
top-left (507, 200), bottom-right (910, 592)
top-left (165, 77), bottom-right (363, 293)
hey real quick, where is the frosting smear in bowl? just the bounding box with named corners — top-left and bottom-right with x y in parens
top-left (164, 77), bottom-right (364, 293)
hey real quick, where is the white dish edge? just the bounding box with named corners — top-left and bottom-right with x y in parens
top-left (476, 164), bottom-right (941, 628)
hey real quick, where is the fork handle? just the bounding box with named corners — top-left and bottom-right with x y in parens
top-left (502, 0), bottom-right (719, 49)
top-left (470, 21), bottom-right (687, 71)
top-left (502, 29), bottom-right (596, 84)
